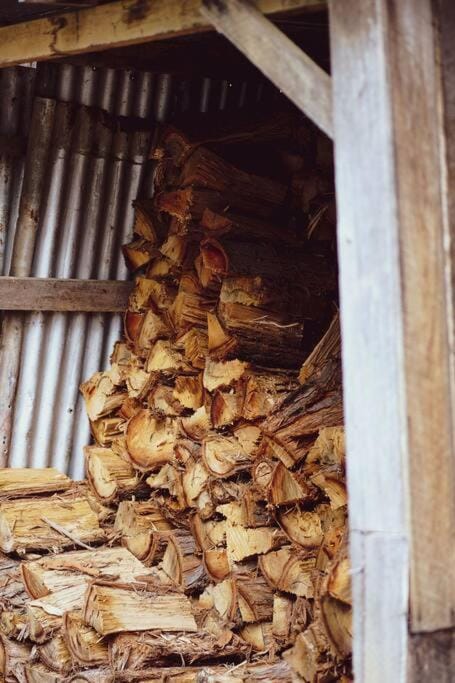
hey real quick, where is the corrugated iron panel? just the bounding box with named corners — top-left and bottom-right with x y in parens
top-left (1, 61), bottom-right (267, 476)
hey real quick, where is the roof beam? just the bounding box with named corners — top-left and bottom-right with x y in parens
top-left (0, 0), bottom-right (324, 69)
top-left (200, 0), bottom-right (332, 138)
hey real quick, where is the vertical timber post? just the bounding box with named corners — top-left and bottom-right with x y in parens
top-left (330, 0), bottom-right (455, 680)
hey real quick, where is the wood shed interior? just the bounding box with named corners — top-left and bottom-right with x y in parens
top-left (0, 7), bottom-right (351, 682)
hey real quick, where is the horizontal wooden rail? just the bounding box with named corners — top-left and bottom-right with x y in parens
top-left (0, 0), bottom-right (325, 69)
top-left (0, 277), bottom-right (133, 312)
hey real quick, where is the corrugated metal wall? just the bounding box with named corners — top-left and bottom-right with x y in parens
top-left (0, 62), bottom-right (269, 477)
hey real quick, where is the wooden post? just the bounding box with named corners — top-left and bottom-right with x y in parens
top-left (330, 0), bottom-right (455, 679)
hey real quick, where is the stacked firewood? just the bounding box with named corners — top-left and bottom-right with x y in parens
top-left (0, 118), bottom-right (351, 681)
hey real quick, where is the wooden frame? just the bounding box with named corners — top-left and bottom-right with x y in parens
top-left (0, 277), bottom-right (133, 312)
top-left (1, 0), bottom-right (455, 678)
top-left (0, 0), bottom-right (325, 69)
top-left (330, 0), bottom-right (455, 678)
top-left (200, 0), bottom-right (332, 137)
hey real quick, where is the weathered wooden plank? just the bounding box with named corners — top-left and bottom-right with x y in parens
top-left (0, 277), bottom-right (133, 312)
top-left (0, 0), bottom-right (325, 69)
top-left (330, 0), bottom-right (455, 674)
top-left (350, 531), bottom-right (408, 683)
top-left (408, 629), bottom-right (455, 682)
top-left (201, 0), bottom-right (332, 137)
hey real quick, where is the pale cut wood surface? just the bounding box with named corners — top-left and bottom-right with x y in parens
top-left (330, 0), bottom-right (455, 674)
top-left (201, 0), bottom-right (332, 137)
top-left (0, 0), bottom-right (325, 69)
top-left (0, 277), bottom-right (133, 312)
top-left (0, 468), bottom-right (71, 497)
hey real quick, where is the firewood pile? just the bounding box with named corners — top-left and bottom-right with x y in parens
top-left (0, 115), bottom-right (352, 681)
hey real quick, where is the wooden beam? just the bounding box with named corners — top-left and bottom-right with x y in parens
top-left (0, 277), bottom-right (133, 312)
top-left (201, 0), bottom-right (332, 137)
top-left (330, 0), bottom-right (455, 678)
top-left (0, 0), bottom-right (324, 69)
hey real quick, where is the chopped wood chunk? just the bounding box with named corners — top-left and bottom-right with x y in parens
top-left (83, 583), bottom-right (197, 635)
top-left (62, 611), bottom-right (109, 667)
top-left (21, 546), bottom-right (150, 599)
top-left (0, 468), bottom-right (71, 498)
top-left (0, 494), bottom-right (105, 554)
top-left (85, 446), bottom-right (146, 503)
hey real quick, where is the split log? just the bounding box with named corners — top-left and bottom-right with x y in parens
top-left (21, 546), bottom-right (151, 599)
top-left (146, 465), bottom-right (186, 511)
top-left (122, 238), bottom-right (157, 272)
top-left (179, 146), bottom-right (287, 219)
top-left (202, 433), bottom-right (252, 478)
top-left (199, 237), bottom-right (334, 290)
top-left (152, 111), bottom-right (305, 180)
top-left (299, 311), bottom-right (340, 385)
top-left (191, 517), bottom-right (227, 553)
top-left (90, 416), bottom-right (125, 447)
top-left (268, 462), bottom-right (320, 507)
top-left (175, 328), bottom-right (208, 370)
top-left (132, 199), bottom-right (169, 245)
top-left (62, 611), bottom-right (109, 668)
top-left (210, 388), bottom-right (242, 428)
top-left (0, 634), bottom-right (32, 680)
top-left (241, 370), bottom-right (299, 421)
top-left (24, 663), bottom-right (66, 683)
top-left (109, 630), bottom-right (249, 669)
top-left (147, 383), bottom-right (183, 417)
top-left (0, 494), bottom-right (105, 554)
top-left (0, 468), bottom-right (71, 499)
top-left (239, 621), bottom-right (277, 654)
top-left (155, 188), bottom-right (229, 224)
top-left (128, 277), bottom-right (176, 313)
top-left (203, 358), bottom-right (248, 392)
top-left (180, 406), bottom-right (211, 442)
top-left (124, 364), bottom-right (153, 400)
top-left (182, 458), bottom-right (209, 509)
top-left (162, 529), bottom-right (208, 594)
top-left (203, 549), bottom-right (231, 582)
top-left (277, 507), bottom-right (324, 548)
top-left (261, 346), bottom-right (343, 466)
top-left (207, 306), bottom-right (304, 370)
top-left (320, 595), bottom-right (352, 659)
top-left (124, 310), bottom-right (145, 347)
top-left (125, 409), bottom-right (177, 471)
top-left (80, 372), bottom-right (127, 422)
top-left (259, 547), bottom-right (316, 598)
top-left (225, 522), bottom-right (285, 562)
top-left (134, 309), bottom-right (174, 353)
top-left (38, 634), bottom-right (73, 674)
top-left (201, 207), bottom-right (296, 244)
top-left (159, 234), bottom-right (198, 270)
top-left (71, 661), bottom-right (293, 682)
top-left (114, 501), bottom-right (172, 564)
top-left (173, 374), bottom-right (204, 411)
top-left (170, 273), bottom-right (217, 334)
top-left (146, 340), bottom-right (194, 375)
top-left (27, 584), bottom-right (87, 643)
top-left (83, 582), bottom-right (197, 635)
top-left (114, 500), bottom-right (172, 535)
top-left (85, 446), bottom-right (146, 504)
top-left (283, 617), bottom-right (351, 683)
top-left (0, 609), bottom-right (27, 640)
top-left (236, 574), bottom-right (274, 624)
